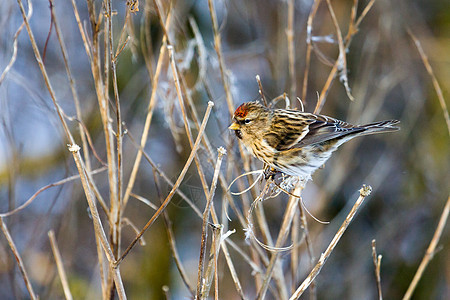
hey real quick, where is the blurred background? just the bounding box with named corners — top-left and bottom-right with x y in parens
top-left (0, 0), bottom-right (449, 299)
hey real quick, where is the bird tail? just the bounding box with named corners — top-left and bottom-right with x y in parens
top-left (361, 120), bottom-right (400, 135)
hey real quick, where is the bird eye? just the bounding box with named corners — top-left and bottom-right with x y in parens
top-left (244, 118), bottom-right (251, 124)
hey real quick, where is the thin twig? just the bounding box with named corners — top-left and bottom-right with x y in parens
top-left (291, 209), bottom-right (299, 293)
top-left (225, 239), bottom-right (264, 275)
top-left (0, 0), bottom-right (31, 86)
top-left (302, 0), bottom-right (322, 104)
top-left (287, 0), bottom-right (296, 100)
top-left (68, 146), bottom-right (127, 299)
top-left (326, 0), bottom-right (354, 101)
top-left (122, 7), bottom-right (173, 208)
top-left (314, 0), bottom-right (376, 113)
top-left (121, 218), bottom-right (146, 246)
top-left (50, 0), bottom-right (91, 171)
top-left (256, 75), bottom-right (268, 107)
top-left (299, 204), bottom-right (317, 300)
top-left (402, 196), bottom-right (450, 300)
top-left (0, 167), bottom-right (106, 217)
top-left (212, 226), bottom-right (222, 300)
top-left (125, 130), bottom-right (203, 218)
top-left (256, 183), bottom-right (304, 300)
top-left (162, 285), bottom-right (171, 300)
top-left (129, 192), bottom-right (159, 211)
top-left (208, 0), bottom-right (235, 115)
top-left (196, 148), bottom-right (226, 299)
top-left (106, 0), bottom-right (123, 268)
top-left (289, 185), bottom-right (372, 299)
top-left (178, 60), bottom-right (248, 228)
top-left (166, 39), bottom-right (211, 204)
top-left (70, 0), bottom-right (92, 61)
top-left (0, 217), bottom-right (37, 300)
top-left (153, 170), bottom-right (195, 296)
top-left (408, 30), bottom-right (450, 136)
top-left (140, 0), bottom-right (154, 81)
top-left (115, 101), bottom-right (214, 266)
top-left (372, 239), bottom-right (383, 300)
top-left (48, 230), bottom-right (73, 300)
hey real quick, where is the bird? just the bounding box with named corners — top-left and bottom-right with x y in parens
top-left (229, 101), bottom-right (399, 179)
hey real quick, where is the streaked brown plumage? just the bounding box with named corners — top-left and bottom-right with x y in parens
top-left (229, 101), bottom-right (400, 178)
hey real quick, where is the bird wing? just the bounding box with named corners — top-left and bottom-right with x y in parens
top-left (263, 111), bottom-right (316, 151)
top-left (293, 114), bottom-right (366, 148)
top-left (264, 111), bottom-right (365, 151)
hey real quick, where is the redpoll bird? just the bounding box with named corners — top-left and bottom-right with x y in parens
top-left (229, 101), bottom-right (399, 178)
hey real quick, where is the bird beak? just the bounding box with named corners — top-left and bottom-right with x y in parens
top-left (228, 122), bottom-right (239, 130)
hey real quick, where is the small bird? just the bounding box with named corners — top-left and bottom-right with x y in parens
top-left (229, 101), bottom-right (399, 178)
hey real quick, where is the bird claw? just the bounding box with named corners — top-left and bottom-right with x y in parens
top-left (264, 166), bottom-right (281, 180)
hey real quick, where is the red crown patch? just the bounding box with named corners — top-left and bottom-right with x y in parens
top-left (234, 103), bottom-right (249, 118)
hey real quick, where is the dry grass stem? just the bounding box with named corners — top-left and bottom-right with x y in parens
top-left (69, 146), bottom-right (127, 299)
top-left (256, 75), bottom-right (268, 107)
top-left (314, 0), bottom-right (376, 113)
top-left (402, 196), bottom-right (450, 300)
top-left (372, 239), bottom-right (383, 300)
top-left (257, 182), bottom-right (304, 300)
top-left (0, 217), bottom-right (37, 300)
top-left (48, 230), bottom-right (73, 300)
top-left (408, 30), bottom-right (450, 136)
top-left (326, 0), bottom-right (354, 102)
top-left (129, 192), bottom-right (159, 211)
top-left (199, 224), bottom-right (223, 299)
top-left (291, 210), bottom-right (299, 293)
top-left (289, 185), bottom-right (372, 299)
top-left (0, 167), bottom-right (106, 217)
top-left (0, 0), bottom-right (31, 85)
top-left (208, 0), bottom-right (235, 115)
top-left (225, 239), bottom-right (264, 274)
top-left (116, 101), bottom-right (214, 266)
top-left (153, 172), bottom-right (195, 296)
top-left (122, 218), bottom-right (146, 246)
top-left (212, 225), bottom-right (222, 300)
top-left (167, 44), bottom-right (212, 201)
top-left (104, 6), bottom-right (125, 292)
top-left (125, 128), bottom-right (203, 217)
top-left (196, 148), bottom-right (226, 299)
top-left (299, 204), bottom-right (317, 300)
top-left (122, 8), bottom-right (173, 208)
top-left (50, 0), bottom-right (91, 171)
top-left (15, 0), bottom-right (125, 296)
top-left (287, 0), bottom-right (296, 100)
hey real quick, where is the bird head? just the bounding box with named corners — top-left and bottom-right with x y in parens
top-left (229, 102), bottom-right (270, 140)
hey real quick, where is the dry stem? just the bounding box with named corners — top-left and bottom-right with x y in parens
top-left (314, 0), bottom-right (376, 113)
top-left (154, 171), bottom-right (195, 296)
top-left (289, 185), bottom-right (372, 299)
top-left (287, 0), bottom-right (296, 100)
top-left (0, 217), bottom-right (37, 300)
top-left (256, 182), bottom-right (305, 300)
top-left (208, 0), bottom-right (235, 115)
top-left (302, 0), bottom-right (321, 107)
top-left (122, 4), bottom-right (173, 208)
top-left (402, 196), bottom-right (450, 300)
top-left (196, 148), bottom-right (226, 299)
top-left (299, 204), bottom-right (317, 300)
top-left (408, 30), bottom-right (450, 136)
top-left (15, 0), bottom-right (126, 296)
top-left (115, 101), bottom-right (214, 266)
top-left (48, 230), bottom-right (73, 300)
top-left (372, 239), bottom-right (383, 300)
